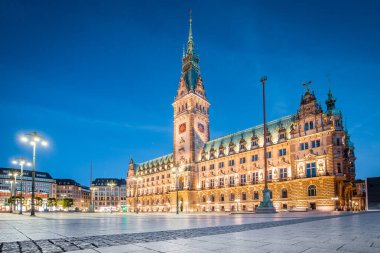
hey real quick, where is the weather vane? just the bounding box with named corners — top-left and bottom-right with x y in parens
top-left (302, 81), bottom-right (312, 92)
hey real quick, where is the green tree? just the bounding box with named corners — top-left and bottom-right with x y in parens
top-left (47, 198), bottom-right (57, 207)
top-left (35, 197), bottom-right (43, 207)
top-left (58, 198), bottom-right (74, 210)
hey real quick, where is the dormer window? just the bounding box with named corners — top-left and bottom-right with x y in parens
top-left (228, 140), bottom-right (235, 155)
top-left (209, 147), bottom-right (215, 159)
top-left (218, 144), bottom-right (225, 157)
top-left (239, 137), bottom-right (246, 152)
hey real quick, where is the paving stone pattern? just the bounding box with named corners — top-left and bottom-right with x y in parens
top-left (0, 213), bottom-right (366, 253)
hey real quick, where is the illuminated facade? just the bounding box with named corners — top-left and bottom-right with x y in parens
top-left (56, 179), bottom-right (91, 211)
top-left (125, 17), bottom-right (358, 213)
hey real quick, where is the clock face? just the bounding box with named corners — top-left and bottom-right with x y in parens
top-left (198, 123), bottom-right (205, 133)
top-left (179, 123), bottom-right (186, 134)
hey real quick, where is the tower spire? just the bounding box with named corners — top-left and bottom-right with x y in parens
top-left (187, 9), bottom-right (194, 54)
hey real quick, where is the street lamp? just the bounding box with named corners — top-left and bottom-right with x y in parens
top-left (8, 172), bottom-right (19, 213)
top-left (133, 176), bottom-right (141, 214)
top-left (256, 76), bottom-right (276, 213)
top-left (20, 131), bottom-right (48, 216)
top-left (171, 165), bottom-right (184, 215)
top-left (107, 182), bottom-right (116, 213)
top-left (12, 158), bottom-right (31, 214)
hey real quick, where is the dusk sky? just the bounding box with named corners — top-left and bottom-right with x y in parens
top-left (1, 0), bottom-right (379, 186)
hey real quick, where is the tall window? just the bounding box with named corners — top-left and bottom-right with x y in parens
top-left (220, 194), bottom-right (224, 202)
top-left (219, 177), bottom-right (224, 187)
top-left (251, 154), bottom-right (258, 162)
top-left (210, 179), bottom-right (215, 188)
top-left (308, 185), bottom-right (317, 196)
top-left (209, 164), bottom-right (215, 170)
top-left (304, 122), bottom-right (309, 131)
top-left (280, 168), bottom-right (287, 179)
top-left (279, 148), bottom-right (287, 156)
top-left (218, 162), bottom-right (224, 168)
top-left (230, 193), bottom-right (235, 201)
top-left (309, 121), bottom-right (314, 130)
top-left (228, 160), bottom-right (235, 166)
top-left (268, 170), bottom-right (273, 180)
top-left (240, 157), bottom-right (246, 164)
top-left (252, 172), bottom-right (259, 183)
top-left (336, 138), bottom-right (341, 146)
top-left (210, 194), bottom-right (215, 202)
top-left (267, 152), bottom-right (272, 158)
top-left (281, 188), bottom-right (288, 198)
top-left (201, 180), bottom-right (205, 189)
top-left (240, 174), bottom-right (246, 185)
top-left (253, 191), bottom-right (259, 200)
top-left (229, 176), bottom-right (235, 186)
top-left (337, 163), bottom-right (342, 174)
top-left (242, 192), bottom-right (247, 201)
top-left (306, 163), bottom-right (316, 177)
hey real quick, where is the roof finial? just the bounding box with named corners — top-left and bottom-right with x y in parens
top-left (186, 9), bottom-right (194, 54)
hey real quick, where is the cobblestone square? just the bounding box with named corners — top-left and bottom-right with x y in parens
top-left (0, 212), bottom-right (379, 252)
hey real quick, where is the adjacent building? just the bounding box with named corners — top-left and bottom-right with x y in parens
top-left (91, 178), bottom-right (127, 212)
top-left (0, 167), bottom-right (56, 212)
top-left (56, 179), bottom-right (91, 211)
top-left (366, 177), bottom-right (380, 211)
top-left (125, 17), bottom-right (361, 213)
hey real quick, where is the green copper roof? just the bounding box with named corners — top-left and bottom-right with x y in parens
top-left (135, 153), bottom-right (173, 171)
top-left (200, 115), bottom-right (295, 161)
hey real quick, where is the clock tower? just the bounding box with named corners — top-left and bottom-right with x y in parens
top-left (173, 15), bottom-right (210, 169)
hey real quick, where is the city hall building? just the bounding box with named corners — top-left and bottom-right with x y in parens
top-left (125, 18), bottom-right (358, 213)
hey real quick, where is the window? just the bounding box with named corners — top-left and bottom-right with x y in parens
top-left (201, 180), bottom-right (205, 189)
top-left (219, 177), bottom-right (224, 186)
top-left (240, 157), bottom-right (246, 164)
top-left (209, 164), bottom-right (215, 170)
top-left (239, 144), bottom-right (246, 151)
top-left (252, 172), bottom-right (259, 183)
top-left (251, 140), bottom-right (258, 147)
top-left (311, 140), bottom-right (321, 148)
top-left (220, 194), bottom-right (225, 202)
top-left (337, 163), bottom-right (342, 174)
top-left (268, 170), bottom-right (273, 180)
top-left (210, 194), bottom-right (215, 202)
top-left (242, 192), bottom-right (247, 201)
top-left (308, 185), bottom-right (317, 196)
top-left (279, 133), bottom-right (286, 140)
top-left (336, 138), bottom-right (341, 146)
top-left (300, 142), bottom-right (309, 150)
top-left (304, 122), bottom-right (309, 131)
top-left (280, 168), bottom-right (287, 179)
top-left (309, 121), bottom-right (314, 130)
top-left (218, 162), bottom-right (224, 168)
top-left (281, 188), bottom-right (288, 198)
top-left (266, 136), bottom-right (271, 143)
top-left (251, 154), bottom-right (258, 162)
top-left (279, 149), bottom-right (287, 156)
top-left (253, 191), bottom-right (259, 200)
top-left (228, 160), bottom-right (235, 166)
top-left (229, 176), bottom-right (235, 186)
top-left (267, 152), bottom-right (272, 158)
top-left (240, 174), bottom-right (246, 185)
top-left (306, 163), bottom-right (316, 177)
top-left (230, 193), bottom-right (235, 201)
top-left (202, 195), bottom-right (206, 202)
top-left (210, 179), bottom-right (215, 188)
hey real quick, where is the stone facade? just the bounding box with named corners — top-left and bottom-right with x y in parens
top-left (125, 17), bottom-right (358, 213)
top-left (56, 179), bottom-right (91, 211)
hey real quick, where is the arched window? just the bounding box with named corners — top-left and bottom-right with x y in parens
top-left (202, 195), bottom-right (206, 202)
top-left (210, 194), bottom-right (215, 202)
top-left (308, 185), bottom-right (317, 196)
top-left (281, 188), bottom-right (288, 198)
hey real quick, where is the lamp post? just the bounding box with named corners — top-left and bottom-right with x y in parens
top-left (256, 76), bottom-right (276, 213)
top-left (8, 172), bottom-right (19, 213)
top-left (133, 176), bottom-right (141, 214)
top-left (171, 165), bottom-right (184, 215)
top-left (12, 158), bottom-right (31, 214)
top-left (107, 182), bottom-right (116, 213)
top-left (20, 132), bottom-right (48, 216)
top-left (5, 180), bottom-right (13, 213)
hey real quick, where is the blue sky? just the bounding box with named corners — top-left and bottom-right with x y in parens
top-left (1, 0), bottom-right (379, 186)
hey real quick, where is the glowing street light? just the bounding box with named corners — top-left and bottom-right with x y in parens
top-left (12, 157), bottom-right (31, 214)
top-left (20, 131), bottom-right (48, 216)
top-left (8, 172), bottom-right (19, 213)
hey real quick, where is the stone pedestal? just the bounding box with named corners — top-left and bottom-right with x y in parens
top-left (255, 188), bottom-right (276, 213)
